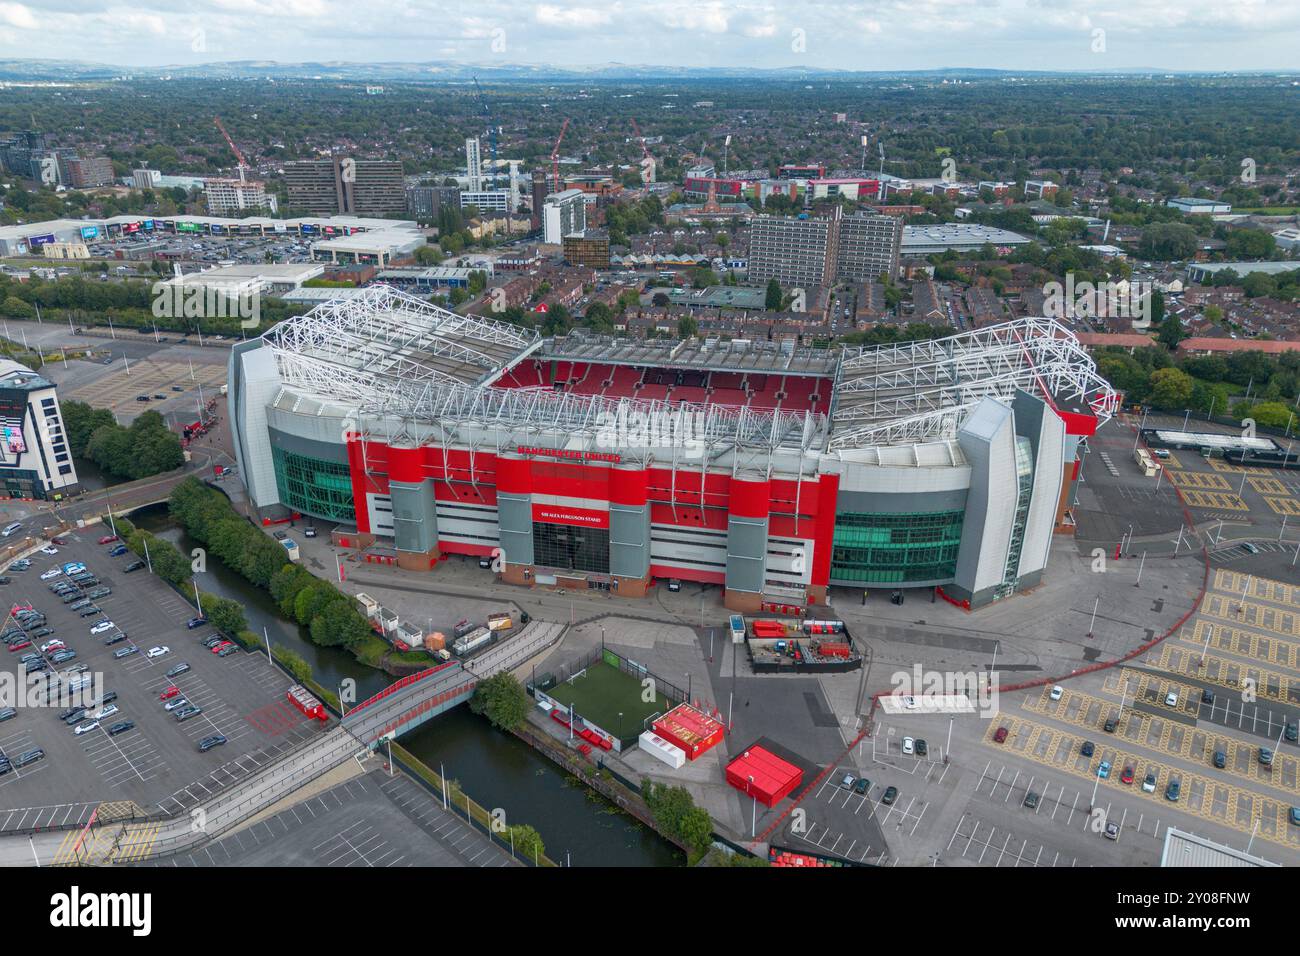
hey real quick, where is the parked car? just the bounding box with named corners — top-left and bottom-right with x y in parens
top-left (98, 535), bottom-right (119, 545)
top-left (211, 641), bottom-right (234, 654)
top-left (74, 720), bottom-right (100, 736)
top-left (1049, 685), bottom-right (1063, 701)
top-left (198, 734), bottom-right (227, 753)
top-left (146, 645), bottom-right (170, 659)
top-left (112, 646), bottom-right (138, 659)
top-left (160, 686), bottom-right (180, 700)
top-left (102, 633), bottom-right (127, 647)
top-left (1120, 765), bottom-right (1135, 784)
top-left (107, 721), bottom-right (134, 736)
top-left (1023, 791), bottom-right (1040, 809)
top-left (1165, 778), bottom-right (1181, 802)
top-left (994, 726), bottom-right (1009, 743)
top-left (174, 706), bottom-right (202, 722)
top-left (216, 645), bottom-right (237, 658)
top-left (1259, 747), bottom-right (1275, 767)
top-left (164, 698), bottom-right (189, 712)
top-left (1165, 691), bottom-right (1178, 707)
top-left (1213, 750), bottom-right (1227, 769)
top-left (165, 663), bottom-right (191, 678)
top-left (1080, 740), bottom-right (1095, 757)
top-left (1104, 822), bottom-right (1120, 841)
top-left (124, 561), bottom-right (145, 573)
top-left (89, 621), bottom-right (115, 635)
top-left (1098, 761), bottom-right (1111, 779)
top-left (902, 736), bottom-right (915, 755)
top-left (108, 545), bottom-right (128, 557)
top-left (186, 618), bottom-right (207, 629)
top-left (881, 786), bottom-right (898, 805)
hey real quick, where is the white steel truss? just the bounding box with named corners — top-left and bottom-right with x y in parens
top-left (828, 317), bottom-right (1117, 450)
top-left (264, 285), bottom-right (537, 387)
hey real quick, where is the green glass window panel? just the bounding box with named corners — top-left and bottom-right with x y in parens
top-left (271, 446), bottom-right (356, 522)
top-left (830, 510), bottom-right (964, 584)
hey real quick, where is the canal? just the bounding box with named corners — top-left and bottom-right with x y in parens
top-left (130, 504), bottom-right (683, 867)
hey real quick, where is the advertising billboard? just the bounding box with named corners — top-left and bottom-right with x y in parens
top-left (210, 224), bottom-right (225, 234)
top-left (79, 226), bottom-right (99, 240)
top-left (177, 221), bottom-right (201, 233)
top-left (27, 233), bottom-right (56, 246)
top-left (121, 222), bottom-right (140, 234)
top-left (142, 219), bottom-right (155, 231)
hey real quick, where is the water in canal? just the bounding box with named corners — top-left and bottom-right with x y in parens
top-left (130, 504), bottom-right (683, 867)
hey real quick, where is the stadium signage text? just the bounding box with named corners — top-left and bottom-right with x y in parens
top-left (516, 445), bottom-right (622, 464)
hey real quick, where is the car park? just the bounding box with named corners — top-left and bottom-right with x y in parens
top-left (147, 645), bottom-right (170, 658)
top-left (198, 734), bottom-right (228, 752)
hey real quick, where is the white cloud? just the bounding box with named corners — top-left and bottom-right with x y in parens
top-left (0, 2), bottom-right (38, 30)
top-left (534, 4), bottom-right (614, 28)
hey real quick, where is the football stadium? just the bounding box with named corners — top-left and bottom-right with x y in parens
top-left (228, 286), bottom-right (1117, 611)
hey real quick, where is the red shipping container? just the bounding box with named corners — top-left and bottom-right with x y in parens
top-left (652, 704), bottom-right (725, 760)
top-left (726, 746), bottom-right (802, 807)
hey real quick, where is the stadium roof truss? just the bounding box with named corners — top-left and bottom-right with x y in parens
top-left (355, 380), bottom-right (828, 459)
top-left (265, 285), bottom-right (539, 389)
top-left (828, 317), bottom-right (1117, 450)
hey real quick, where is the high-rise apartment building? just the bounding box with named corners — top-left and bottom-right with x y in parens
top-left (748, 208), bottom-right (902, 289)
top-left (63, 155), bottom-right (115, 189)
top-left (542, 189), bottom-right (587, 245)
top-left (284, 158), bottom-right (404, 216)
top-left (465, 138), bottom-right (483, 192)
top-left (204, 177), bottom-right (277, 215)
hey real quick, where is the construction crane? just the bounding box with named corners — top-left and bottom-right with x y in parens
top-left (471, 77), bottom-right (498, 171)
top-left (550, 117), bottom-right (569, 193)
top-left (213, 116), bottom-right (250, 183)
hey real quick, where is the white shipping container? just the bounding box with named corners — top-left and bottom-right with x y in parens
top-left (638, 730), bottom-right (686, 769)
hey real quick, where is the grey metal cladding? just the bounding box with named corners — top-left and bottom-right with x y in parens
top-left (266, 425), bottom-right (349, 464)
top-left (389, 480), bottom-right (438, 553)
top-left (609, 503), bottom-right (651, 578)
top-left (496, 492), bottom-right (534, 565)
top-left (835, 487), bottom-right (969, 515)
top-left (725, 515), bottom-right (768, 593)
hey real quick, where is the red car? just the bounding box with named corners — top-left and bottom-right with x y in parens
top-left (211, 641), bottom-right (234, 654)
top-left (51, 537), bottom-right (67, 546)
top-left (97, 534), bottom-right (119, 545)
top-left (994, 726), bottom-right (1009, 743)
top-left (1120, 766), bottom-right (1135, 785)
top-left (159, 686), bottom-right (180, 700)
top-left (8, 640), bottom-right (31, 652)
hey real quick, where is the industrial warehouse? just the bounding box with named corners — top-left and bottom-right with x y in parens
top-left (228, 286), bottom-right (1117, 612)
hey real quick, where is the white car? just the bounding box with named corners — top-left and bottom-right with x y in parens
top-left (146, 646), bottom-right (170, 659)
top-left (902, 736), bottom-right (915, 755)
top-left (1165, 691), bottom-right (1178, 707)
top-left (40, 546), bottom-right (58, 556)
top-left (39, 569), bottom-right (62, 580)
top-left (39, 640), bottom-right (65, 653)
top-left (902, 695), bottom-right (917, 710)
top-left (74, 720), bottom-right (100, 736)
top-left (92, 704), bottom-right (118, 720)
top-left (1050, 685), bottom-right (1064, 701)
top-left (89, 621), bottom-right (114, 635)
top-left (163, 697), bottom-right (189, 712)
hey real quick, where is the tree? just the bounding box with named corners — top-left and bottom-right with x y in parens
top-left (1137, 223), bottom-right (1197, 261)
top-left (1148, 367), bottom-right (1196, 409)
top-left (677, 315), bottom-right (698, 339)
top-left (469, 671), bottom-right (528, 730)
top-left (764, 278), bottom-right (783, 311)
top-left (1156, 313), bottom-right (1185, 351)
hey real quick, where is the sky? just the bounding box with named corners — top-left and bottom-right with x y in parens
top-left (1, 0), bottom-right (1298, 73)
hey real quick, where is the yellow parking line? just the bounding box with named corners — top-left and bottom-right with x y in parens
top-left (1181, 620), bottom-right (1300, 670)
top-left (1213, 571), bottom-right (1300, 610)
top-left (1151, 643), bottom-right (1297, 706)
top-left (983, 713), bottom-right (1300, 850)
top-left (1202, 593), bottom-right (1300, 638)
